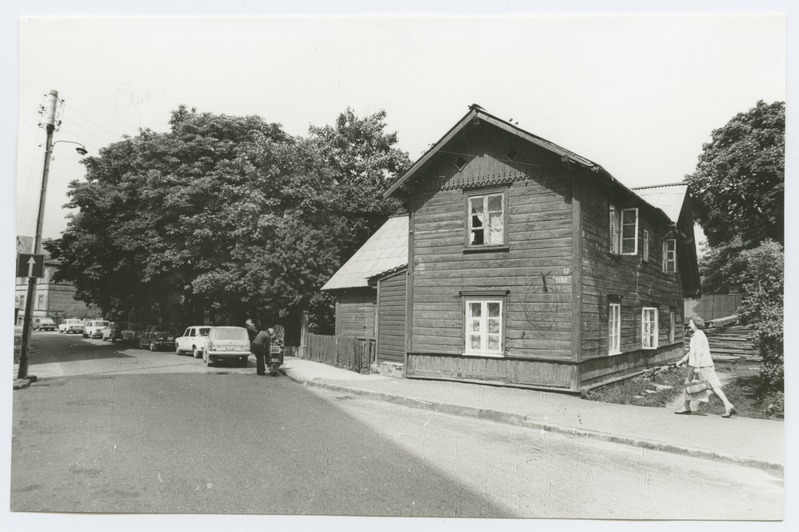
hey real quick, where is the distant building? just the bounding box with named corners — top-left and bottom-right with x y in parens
top-left (14, 236), bottom-right (93, 325)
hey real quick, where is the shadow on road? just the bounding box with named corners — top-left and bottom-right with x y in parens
top-left (28, 334), bottom-right (134, 365)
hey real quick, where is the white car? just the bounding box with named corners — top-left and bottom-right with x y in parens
top-left (202, 326), bottom-right (250, 368)
top-left (59, 318), bottom-right (85, 335)
top-left (175, 325), bottom-right (212, 358)
top-left (84, 319), bottom-right (110, 338)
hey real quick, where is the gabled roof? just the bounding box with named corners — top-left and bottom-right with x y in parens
top-left (631, 183), bottom-right (689, 224)
top-left (321, 215), bottom-right (408, 291)
top-left (384, 105), bottom-right (606, 199)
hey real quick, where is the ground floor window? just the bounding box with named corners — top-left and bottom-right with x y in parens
top-left (608, 302), bottom-right (621, 355)
top-left (465, 299), bottom-right (503, 356)
top-left (669, 310), bottom-right (676, 344)
top-left (642, 307), bottom-right (658, 349)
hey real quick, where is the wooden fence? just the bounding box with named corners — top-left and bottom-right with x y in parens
top-left (293, 333), bottom-right (375, 374)
top-left (684, 294), bottom-right (742, 322)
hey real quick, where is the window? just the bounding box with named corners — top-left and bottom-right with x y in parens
top-left (468, 192), bottom-right (504, 247)
top-left (669, 311), bottom-right (676, 344)
top-left (609, 205), bottom-right (638, 255)
top-left (642, 307), bottom-right (658, 349)
top-left (37, 295), bottom-right (45, 310)
top-left (608, 302), bottom-right (621, 355)
top-left (465, 300), bottom-right (503, 355)
top-left (620, 208), bottom-right (638, 254)
top-left (609, 205), bottom-right (619, 254)
top-left (642, 230), bottom-right (650, 262)
top-left (662, 239), bottom-right (676, 273)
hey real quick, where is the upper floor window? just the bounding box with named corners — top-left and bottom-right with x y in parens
top-left (609, 205), bottom-right (619, 253)
top-left (468, 191), bottom-right (505, 247)
top-left (620, 208), bottom-right (638, 254)
top-left (609, 205), bottom-right (638, 255)
top-left (662, 239), bottom-right (677, 273)
top-left (669, 310), bottom-right (676, 344)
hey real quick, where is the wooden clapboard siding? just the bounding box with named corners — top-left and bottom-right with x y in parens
top-left (407, 125), bottom-right (576, 375)
top-left (376, 269), bottom-right (407, 364)
top-left (407, 353), bottom-right (575, 390)
top-left (578, 177), bottom-right (685, 369)
top-left (335, 288), bottom-right (376, 338)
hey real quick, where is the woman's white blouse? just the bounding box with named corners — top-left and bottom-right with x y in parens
top-left (688, 329), bottom-right (714, 367)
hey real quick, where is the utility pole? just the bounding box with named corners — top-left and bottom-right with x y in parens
top-left (18, 90), bottom-right (59, 380)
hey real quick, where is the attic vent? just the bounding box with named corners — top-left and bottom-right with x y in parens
top-left (506, 148), bottom-right (518, 161)
top-left (454, 156), bottom-right (467, 171)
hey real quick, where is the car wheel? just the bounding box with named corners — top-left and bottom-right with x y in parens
top-left (192, 347), bottom-right (201, 359)
top-left (240, 357), bottom-right (248, 368)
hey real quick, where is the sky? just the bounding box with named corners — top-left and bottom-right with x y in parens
top-left (2, 1), bottom-right (796, 532)
top-left (11, 9), bottom-right (786, 243)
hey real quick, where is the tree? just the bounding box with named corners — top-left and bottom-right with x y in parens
top-left (685, 101), bottom-right (784, 390)
top-left (50, 106), bottom-right (410, 337)
top-left (686, 100), bottom-right (784, 250)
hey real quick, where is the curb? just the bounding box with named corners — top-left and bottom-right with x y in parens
top-left (288, 374), bottom-right (784, 475)
top-left (12, 375), bottom-right (38, 391)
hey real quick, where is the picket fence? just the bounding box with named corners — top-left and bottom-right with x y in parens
top-left (292, 333), bottom-right (375, 374)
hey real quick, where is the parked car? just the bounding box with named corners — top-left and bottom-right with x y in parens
top-left (103, 321), bottom-right (128, 342)
top-left (139, 325), bottom-right (179, 351)
top-left (58, 318), bottom-right (85, 335)
top-left (84, 319), bottom-right (110, 339)
top-left (202, 326), bottom-right (250, 367)
top-left (175, 325), bottom-right (212, 358)
top-left (33, 317), bottom-right (57, 331)
top-left (121, 323), bottom-right (145, 345)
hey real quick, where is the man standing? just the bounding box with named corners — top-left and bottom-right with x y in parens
top-left (245, 319), bottom-right (270, 376)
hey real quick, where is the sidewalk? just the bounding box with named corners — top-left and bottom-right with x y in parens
top-left (281, 357), bottom-right (784, 474)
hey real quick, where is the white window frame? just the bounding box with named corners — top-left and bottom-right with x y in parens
top-left (464, 299), bottom-right (504, 356)
top-left (662, 239), bottom-right (677, 273)
top-left (669, 311), bottom-right (676, 344)
top-left (467, 192), bottom-right (505, 248)
top-left (642, 307), bottom-right (659, 350)
top-left (642, 229), bottom-right (650, 262)
top-left (608, 302), bottom-right (621, 355)
top-left (620, 208), bottom-right (639, 255)
top-left (609, 204), bottom-right (619, 254)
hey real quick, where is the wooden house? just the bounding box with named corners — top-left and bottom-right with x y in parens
top-left (376, 105), bottom-right (701, 392)
top-left (321, 215), bottom-right (408, 367)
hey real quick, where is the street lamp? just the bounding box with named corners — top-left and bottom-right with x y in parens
top-left (52, 139), bottom-right (89, 156)
top-left (17, 90), bottom-right (89, 380)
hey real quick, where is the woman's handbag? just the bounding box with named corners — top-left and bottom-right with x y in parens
top-left (685, 377), bottom-right (710, 395)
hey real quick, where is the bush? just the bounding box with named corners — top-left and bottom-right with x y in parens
top-left (735, 240), bottom-right (784, 390)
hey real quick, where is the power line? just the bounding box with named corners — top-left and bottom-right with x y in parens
top-left (65, 103), bottom-right (119, 138)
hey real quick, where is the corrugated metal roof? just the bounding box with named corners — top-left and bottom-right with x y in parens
top-left (321, 215), bottom-right (408, 291)
top-left (632, 183), bottom-right (688, 224)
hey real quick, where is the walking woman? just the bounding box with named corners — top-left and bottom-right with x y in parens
top-left (675, 316), bottom-right (736, 417)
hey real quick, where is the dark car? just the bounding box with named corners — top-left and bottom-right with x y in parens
top-left (139, 325), bottom-right (178, 351)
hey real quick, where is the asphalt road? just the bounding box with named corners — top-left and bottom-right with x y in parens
top-left (10, 332), bottom-right (784, 519)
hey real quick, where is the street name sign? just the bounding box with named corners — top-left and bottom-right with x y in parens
top-left (16, 253), bottom-right (45, 278)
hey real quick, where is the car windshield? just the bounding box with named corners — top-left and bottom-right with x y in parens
top-left (153, 326), bottom-right (172, 333)
top-left (65, 319), bottom-right (82, 324)
top-left (211, 328), bottom-right (248, 341)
